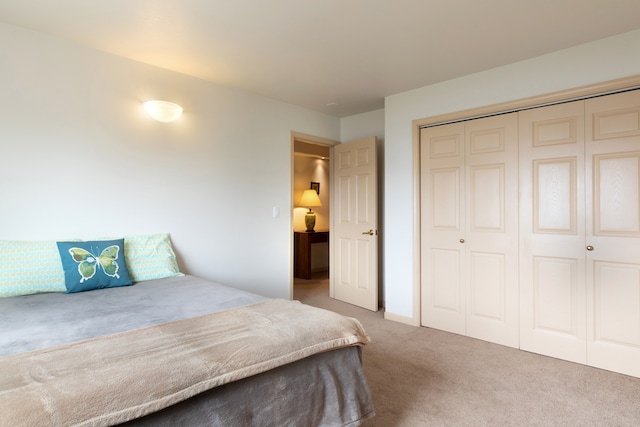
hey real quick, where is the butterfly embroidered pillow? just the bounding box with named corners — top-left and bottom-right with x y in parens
top-left (56, 239), bottom-right (132, 293)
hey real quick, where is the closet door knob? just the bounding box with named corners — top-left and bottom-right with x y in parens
top-left (586, 245), bottom-right (594, 251)
top-left (459, 239), bottom-right (465, 243)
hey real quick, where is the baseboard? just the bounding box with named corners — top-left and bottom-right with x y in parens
top-left (384, 311), bottom-right (419, 326)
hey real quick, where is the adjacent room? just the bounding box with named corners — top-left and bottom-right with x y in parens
top-left (2, 1), bottom-right (640, 425)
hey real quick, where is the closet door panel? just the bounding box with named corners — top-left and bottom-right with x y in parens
top-left (533, 256), bottom-right (579, 333)
top-left (586, 89), bottom-right (640, 377)
top-left (470, 164), bottom-right (504, 231)
top-left (469, 250), bottom-right (505, 321)
top-left (420, 123), bottom-right (466, 334)
top-left (519, 101), bottom-right (587, 364)
top-left (593, 262), bottom-right (640, 344)
top-left (465, 113), bottom-right (519, 348)
top-left (432, 168), bottom-right (461, 229)
top-left (593, 153), bottom-right (640, 236)
top-left (534, 158), bottom-right (577, 233)
top-left (430, 248), bottom-right (463, 312)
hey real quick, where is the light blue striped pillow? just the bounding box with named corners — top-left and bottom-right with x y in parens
top-left (0, 240), bottom-right (72, 297)
top-left (123, 233), bottom-right (183, 282)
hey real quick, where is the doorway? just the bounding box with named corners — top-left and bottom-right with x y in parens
top-left (291, 132), bottom-right (337, 299)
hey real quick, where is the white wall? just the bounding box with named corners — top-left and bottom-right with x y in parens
top-left (384, 29), bottom-right (640, 321)
top-left (0, 22), bottom-right (340, 299)
top-left (340, 109), bottom-right (385, 143)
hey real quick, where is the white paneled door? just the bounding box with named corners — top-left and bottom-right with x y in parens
top-left (421, 114), bottom-right (520, 348)
top-left (519, 90), bottom-right (640, 378)
top-left (420, 122), bottom-right (466, 335)
top-left (332, 137), bottom-right (378, 311)
top-left (519, 100), bottom-right (587, 364)
top-left (464, 114), bottom-right (520, 348)
top-left (585, 90), bottom-right (640, 378)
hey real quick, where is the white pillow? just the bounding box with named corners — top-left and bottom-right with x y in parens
top-left (123, 233), bottom-right (183, 282)
top-left (0, 239), bottom-right (78, 297)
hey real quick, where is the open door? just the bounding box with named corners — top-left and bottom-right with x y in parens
top-left (331, 137), bottom-right (378, 311)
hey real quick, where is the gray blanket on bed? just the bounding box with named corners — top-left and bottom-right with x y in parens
top-left (0, 275), bottom-right (267, 356)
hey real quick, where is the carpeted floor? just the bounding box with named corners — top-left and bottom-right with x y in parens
top-left (294, 275), bottom-right (640, 427)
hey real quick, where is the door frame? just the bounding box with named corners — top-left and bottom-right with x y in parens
top-left (290, 131), bottom-right (338, 299)
top-left (410, 75), bottom-right (640, 326)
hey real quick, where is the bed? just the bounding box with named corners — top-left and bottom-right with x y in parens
top-left (0, 236), bottom-right (374, 426)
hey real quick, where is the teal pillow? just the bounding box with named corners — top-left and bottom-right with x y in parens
top-left (0, 240), bottom-right (72, 297)
top-left (56, 239), bottom-right (132, 293)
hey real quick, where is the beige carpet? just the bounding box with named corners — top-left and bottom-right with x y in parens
top-left (294, 275), bottom-right (640, 427)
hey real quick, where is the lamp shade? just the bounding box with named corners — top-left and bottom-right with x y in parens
top-left (144, 100), bottom-right (183, 122)
top-left (299, 189), bottom-right (322, 207)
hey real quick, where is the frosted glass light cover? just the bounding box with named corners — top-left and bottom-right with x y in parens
top-left (144, 100), bottom-right (183, 122)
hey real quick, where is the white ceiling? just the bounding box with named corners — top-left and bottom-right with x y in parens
top-left (1, 0), bottom-right (640, 117)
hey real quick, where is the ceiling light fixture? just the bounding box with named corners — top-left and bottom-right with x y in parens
top-left (144, 100), bottom-right (183, 123)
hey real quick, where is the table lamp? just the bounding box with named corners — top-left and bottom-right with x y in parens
top-left (299, 189), bottom-right (322, 232)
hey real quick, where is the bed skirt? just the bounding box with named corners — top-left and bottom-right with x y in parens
top-left (119, 346), bottom-right (374, 427)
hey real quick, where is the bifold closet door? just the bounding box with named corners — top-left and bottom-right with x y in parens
top-left (421, 114), bottom-right (519, 348)
top-left (519, 100), bottom-right (587, 364)
top-left (420, 122), bottom-right (466, 335)
top-left (464, 114), bottom-right (519, 348)
top-left (519, 90), bottom-right (640, 378)
top-left (585, 90), bottom-right (640, 378)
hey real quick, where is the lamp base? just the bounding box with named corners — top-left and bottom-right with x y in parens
top-left (304, 211), bottom-right (316, 232)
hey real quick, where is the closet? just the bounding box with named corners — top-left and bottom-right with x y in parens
top-left (420, 89), bottom-right (640, 378)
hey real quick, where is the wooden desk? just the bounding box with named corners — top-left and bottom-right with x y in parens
top-left (294, 231), bottom-right (329, 279)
